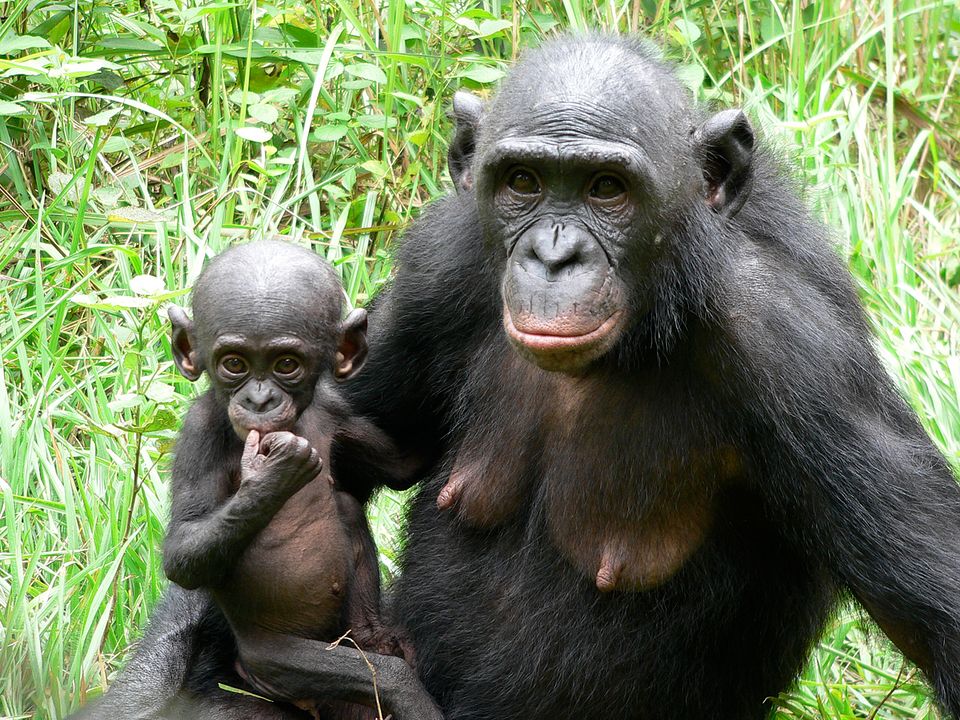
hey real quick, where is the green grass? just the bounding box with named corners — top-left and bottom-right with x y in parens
top-left (0, 0), bottom-right (957, 718)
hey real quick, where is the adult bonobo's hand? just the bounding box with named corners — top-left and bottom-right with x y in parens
top-left (239, 430), bottom-right (323, 501)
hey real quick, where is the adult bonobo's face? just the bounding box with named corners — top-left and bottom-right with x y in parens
top-left (167, 241), bottom-right (368, 438)
top-left (450, 38), bottom-right (754, 374)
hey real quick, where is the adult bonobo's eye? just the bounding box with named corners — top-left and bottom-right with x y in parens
top-left (274, 356), bottom-right (301, 377)
top-left (505, 168), bottom-right (541, 196)
top-left (219, 354), bottom-right (247, 377)
top-left (589, 174), bottom-right (627, 203)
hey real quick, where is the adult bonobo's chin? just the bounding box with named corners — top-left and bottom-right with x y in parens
top-left (452, 52), bottom-right (753, 374)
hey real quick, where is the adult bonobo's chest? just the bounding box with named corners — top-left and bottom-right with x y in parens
top-left (391, 359), bottom-right (829, 719)
top-left (438, 339), bottom-right (745, 592)
top-left (392, 343), bottom-right (823, 720)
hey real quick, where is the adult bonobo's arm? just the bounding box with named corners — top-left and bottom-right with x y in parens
top-left (342, 91), bottom-right (493, 466)
top-left (343, 194), bottom-right (496, 472)
top-left (722, 239), bottom-right (960, 713)
top-left (162, 396), bottom-right (320, 589)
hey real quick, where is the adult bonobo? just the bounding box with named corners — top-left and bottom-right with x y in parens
top-left (336, 35), bottom-right (960, 719)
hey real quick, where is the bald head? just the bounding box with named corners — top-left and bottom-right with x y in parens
top-left (192, 240), bottom-right (342, 348)
top-left (169, 241), bottom-right (368, 434)
top-left (477, 36), bottom-right (693, 165)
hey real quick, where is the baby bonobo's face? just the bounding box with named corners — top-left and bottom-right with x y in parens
top-left (168, 240), bottom-right (369, 439)
top-left (208, 328), bottom-right (320, 438)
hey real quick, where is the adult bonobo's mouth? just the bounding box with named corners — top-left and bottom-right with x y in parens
top-left (501, 226), bottom-right (629, 373)
top-left (504, 305), bottom-right (626, 372)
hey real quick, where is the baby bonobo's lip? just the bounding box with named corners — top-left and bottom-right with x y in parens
top-left (228, 401), bottom-right (298, 439)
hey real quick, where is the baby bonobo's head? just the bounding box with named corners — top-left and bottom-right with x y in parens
top-left (168, 240), bottom-right (367, 438)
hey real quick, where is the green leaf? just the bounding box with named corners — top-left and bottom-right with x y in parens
top-left (345, 62), bottom-right (387, 84)
top-left (97, 37), bottom-right (163, 52)
top-left (144, 382), bottom-right (175, 404)
top-left (130, 275), bottom-right (166, 296)
top-left (457, 64), bottom-right (505, 84)
top-left (235, 126), bottom-right (273, 143)
top-left (0, 101), bottom-right (27, 115)
top-left (248, 102), bottom-right (279, 124)
top-left (476, 19), bottom-right (512, 38)
top-left (673, 18), bottom-right (701, 44)
top-left (676, 64), bottom-right (705, 94)
top-left (0, 34), bottom-right (51, 54)
top-left (312, 124), bottom-right (348, 142)
top-left (355, 114), bottom-right (397, 130)
top-left (82, 107), bottom-right (123, 126)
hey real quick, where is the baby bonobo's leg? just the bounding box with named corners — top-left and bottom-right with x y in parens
top-left (234, 629), bottom-right (443, 720)
top-left (339, 492), bottom-right (415, 666)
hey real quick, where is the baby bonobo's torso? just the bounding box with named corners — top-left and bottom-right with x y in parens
top-left (216, 404), bottom-right (361, 640)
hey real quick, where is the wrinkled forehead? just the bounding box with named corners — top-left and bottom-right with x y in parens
top-left (481, 43), bottom-right (692, 156)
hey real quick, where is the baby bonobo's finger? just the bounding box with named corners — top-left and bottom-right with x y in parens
top-left (242, 430), bottom-right (261, 464)
top-left (293, 435), bottom-right (311, 459)
top-left (260, 431), bottom-right (294, 456)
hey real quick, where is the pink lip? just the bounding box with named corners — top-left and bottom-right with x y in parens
top-left (504, 308), bottom-right (624, 353)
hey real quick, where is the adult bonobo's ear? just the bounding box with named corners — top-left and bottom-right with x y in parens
top-left (693, 109), bottom-right (755, 217)
top-left (448, 91), bottom-right (484, 193)
top-left (168, 306), bottom-right (202, 381)
top-left (334, 308), bottom-right (369, 381)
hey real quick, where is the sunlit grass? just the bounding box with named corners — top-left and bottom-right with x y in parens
top-left (0, 1), bottom-right (957, 718)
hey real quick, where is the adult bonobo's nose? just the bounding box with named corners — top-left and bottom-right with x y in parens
top-left (240, 381), bottom-right (281, 413)
top-left (516, 223), bottom-right (602, 282)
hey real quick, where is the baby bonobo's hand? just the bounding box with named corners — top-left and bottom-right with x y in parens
top-left (239, 430), bottom-right (322, 501)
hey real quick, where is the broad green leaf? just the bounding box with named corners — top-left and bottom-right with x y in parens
top-left (0, 101), bottom-right (27, 115)
top-left (82, 107), bottom-right (123, 126)
top-left (248, 102), bottom-right (279, 124)
top-left (312, 124), bottom-right (348, 142)
top-left (235, 126), bottom-right (273, 143)
top-left (130, 275), bottom-right (166, 296)
top-left (457, 64), bottom-right (505, 84)
top-left (345, 62), bottom-right (387, 84)
top-left (0, 34), bottom-right (51, 54)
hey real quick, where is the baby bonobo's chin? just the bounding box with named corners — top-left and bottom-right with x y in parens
top-left (228, 399), bottom-right (299, 439)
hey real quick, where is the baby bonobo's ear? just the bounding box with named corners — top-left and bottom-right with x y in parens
top-left (334, 308), bottom-right (368, 381)
top-left (168, 306), bottom-right (202, 381)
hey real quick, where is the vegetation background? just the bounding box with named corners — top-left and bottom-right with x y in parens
top-left (0, 0), bottom-right (957, 717)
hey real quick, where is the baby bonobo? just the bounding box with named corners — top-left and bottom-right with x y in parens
top-left (164, 240), bottom-right (414, 718)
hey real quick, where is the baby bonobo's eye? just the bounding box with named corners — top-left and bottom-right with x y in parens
top-left (274, 356), bottom-right (301, 377)
top-left (220, 354), bottom-right (247, 377)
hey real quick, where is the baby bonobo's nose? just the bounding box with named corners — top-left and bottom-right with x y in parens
top-left (240, 381), bottom-right (280, 414)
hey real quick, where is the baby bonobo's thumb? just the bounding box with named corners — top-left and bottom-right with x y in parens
top-left (242, 430), bottom-right (261, 464)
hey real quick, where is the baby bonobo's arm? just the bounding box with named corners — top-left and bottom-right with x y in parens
top-left (163, 400), bottom-right (321, 590)
top-left (332, 413), bottom-right (427, 498)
